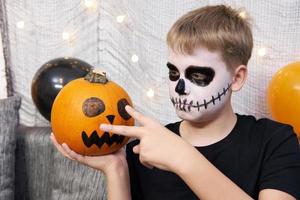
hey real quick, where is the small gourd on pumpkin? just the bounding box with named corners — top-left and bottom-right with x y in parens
top-left (51, 69), bottom-right (134, 156)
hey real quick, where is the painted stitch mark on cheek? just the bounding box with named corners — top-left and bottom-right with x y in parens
top-left (167, 62), bottom-right (180, 81)
top-left (170, 83), bottom-right (232, 112)
top-left (185, 66), bottom-right (215, 87)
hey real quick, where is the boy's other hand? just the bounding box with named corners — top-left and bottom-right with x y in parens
top-left (100, 105), bottom-right (194, 172)
top-left (50, 133), bottom-right (128, 175)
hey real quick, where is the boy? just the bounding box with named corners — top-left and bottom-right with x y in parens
top-left (51, 5), bottom-right (300, 200)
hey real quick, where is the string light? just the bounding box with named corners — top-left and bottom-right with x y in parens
top-left (84, 0), bottom-right (96, 8)
top-left (62, 31), bottom-right (76, 45)
top-left (83, 0), bottom-right (97, 12)
top-left (131, 54), bottom-right (139, 63)
top-left (146, 88), bottom-right (155, 98)
top-left (62, 32), bottom-right (70, 40)
top-left (257, 47), bottom-right (266, 57)
top-left (238, 11), bottom-right (247, 19)
top-left (16, 21), bottom-right (25, 29)
top-left (116, 15), bottom-right (126, 23)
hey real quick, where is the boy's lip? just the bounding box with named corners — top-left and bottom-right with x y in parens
top-left (170, 82), bottom-right (232, 112)
top-left (170, 97), bottom-right (207, 112)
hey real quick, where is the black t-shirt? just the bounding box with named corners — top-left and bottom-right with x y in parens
top-left (126, 114), bottom-right (300, 199)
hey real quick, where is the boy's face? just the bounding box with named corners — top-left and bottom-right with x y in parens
top-left (167, 47), bottom-right (233, 122)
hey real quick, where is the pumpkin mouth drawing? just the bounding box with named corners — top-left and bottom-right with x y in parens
top-left (81, 115), bottom-right (125, 148)
top-left (81, 131), bottom-right (125, 148)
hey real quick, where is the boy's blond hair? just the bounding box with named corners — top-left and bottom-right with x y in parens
top-left (167, 5), bottom-right (253, 70)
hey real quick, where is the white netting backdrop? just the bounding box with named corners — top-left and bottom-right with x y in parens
top-left (4, 0), bottom-right (300, 126)
top-left (0, 32), bottom-right (7, 99)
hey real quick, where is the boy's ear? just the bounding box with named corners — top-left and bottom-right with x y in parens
top-left (231, 65), bottom-right (247, 92)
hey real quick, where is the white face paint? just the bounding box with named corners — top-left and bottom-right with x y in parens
top-left (168, 47), bottom-right (233, 122)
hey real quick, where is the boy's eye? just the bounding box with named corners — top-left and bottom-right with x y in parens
top-left (189, 72), bottom-right (208, 86)
top-left (185, 66), bottom-right (215, 87)
top-left (169, 70), bottom-right (180, 81)
top-left (191, 73), bottom-right (206, 81)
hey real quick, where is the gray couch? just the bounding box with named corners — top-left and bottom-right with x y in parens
top-left (0, 96), bottom-right (108, 200)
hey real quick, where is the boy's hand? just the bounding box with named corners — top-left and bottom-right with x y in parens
top-left (100, 105), bottom-right (193, 172)
top-left (50, 133), bottom-right (128, 175)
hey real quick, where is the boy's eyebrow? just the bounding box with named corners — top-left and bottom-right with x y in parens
top-left (166, 62), bottom-right (178, 70)
top-left (167, 62), bottom-right (212, 69)
top-left (188, 65), bottom-right (212, 69)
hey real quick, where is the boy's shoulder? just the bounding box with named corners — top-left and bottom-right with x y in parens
top-left (165, 121), bottom-right (181, 135)
top-left (235, 114), bottom-right (296, 144)
top-left (164, 114), bottom-right (296, 144)
top-left (127, 115), bottom-right (297, 152)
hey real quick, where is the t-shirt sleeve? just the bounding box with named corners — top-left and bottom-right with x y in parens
top-left (259, 125), bottom-right (300, 199)
top-left (126, 140), bottom-right (144, 200)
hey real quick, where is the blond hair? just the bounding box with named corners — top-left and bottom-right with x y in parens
top-left (167, 5), bottom-right (253, 69)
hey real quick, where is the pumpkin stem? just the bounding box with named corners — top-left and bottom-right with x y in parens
top-left (84, 69), bottom-right (108, 84)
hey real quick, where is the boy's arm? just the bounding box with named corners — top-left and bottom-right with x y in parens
top-left (100, 106), bottom-right (253, 199)
top-left (259, 189), bottom-right (296, 200)
top-left (106, 165), bottom-right (131, 200)
top-left (101, 106), bottom-right (298, 200)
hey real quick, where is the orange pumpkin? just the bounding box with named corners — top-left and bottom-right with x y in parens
top-left (51, 69), bottom-right (134, 156)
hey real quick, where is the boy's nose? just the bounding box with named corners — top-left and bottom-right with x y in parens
top-left (175, 79), bottom-right (188, 95)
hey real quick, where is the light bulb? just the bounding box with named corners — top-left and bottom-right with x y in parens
top-left (16, 21), bottom-right (25, 29)
top-left (62, 32), bottom-right (70, 40)
top-left (239, 11), bottom-right (247, 19)
top-left (257, 47), bottom-right (266, 57)
top-left (116, 15), bottom-right (126, 23)
top-left (131, 54), bottom-right (139, 63)
top-left (146, 88), bottom-right (154, 98)
top-left (84, 0), bottom-right (95, 8)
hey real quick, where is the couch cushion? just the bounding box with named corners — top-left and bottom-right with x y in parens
top-left (0, 95), bottom-right (21, 200)
top-left (15, 126), bottom-right (53, 200)
top-left (15, 126), bottom-right (107, 200)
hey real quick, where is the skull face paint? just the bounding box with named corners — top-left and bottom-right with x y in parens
top-left (168, 48), bottom-right (233, 122)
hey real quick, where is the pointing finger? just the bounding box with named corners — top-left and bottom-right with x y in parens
top-left (125, 105), bottom-right (149, 126)
top-left (100, 124), bottom-right (143, 138)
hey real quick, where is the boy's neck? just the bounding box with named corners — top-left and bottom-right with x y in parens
top-left (179, 104), bottom-right (237, 147)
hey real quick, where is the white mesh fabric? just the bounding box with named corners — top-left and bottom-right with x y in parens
top-left (4, 0), bottom-right (300, 126)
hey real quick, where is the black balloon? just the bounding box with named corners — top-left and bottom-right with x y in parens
top-left (31, 57), bottom-right (93, 121)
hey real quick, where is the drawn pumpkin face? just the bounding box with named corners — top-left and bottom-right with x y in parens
top-left (51, 70), bottom-right (134, 156)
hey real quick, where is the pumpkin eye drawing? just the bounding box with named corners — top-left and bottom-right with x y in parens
top-left (118, 98), bottom-right (131, 120)
top-left (82, 97), bottom-right (105, 117)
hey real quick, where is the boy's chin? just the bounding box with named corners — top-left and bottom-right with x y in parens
top-left (175, 109), bottom-right (208, 123)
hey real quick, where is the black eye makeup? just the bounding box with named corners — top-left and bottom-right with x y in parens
top-left (185, 66), bottom-right (215, 87)
top-left (167, 62), bottom-right (180, 81)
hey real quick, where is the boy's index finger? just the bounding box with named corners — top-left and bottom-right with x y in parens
top-left (125, 105), bottom-right (149, 125)
top-left (100, 124), bottom-right (143, 138)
